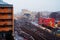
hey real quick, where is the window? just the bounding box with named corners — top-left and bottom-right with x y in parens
top-left (0, 7), bottom-right (5, 9)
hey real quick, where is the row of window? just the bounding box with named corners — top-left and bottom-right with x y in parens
top-left (0, 13), bottom-right (12, 14)
top-left (0, 19), bottom-right (13, 21)
top-left (0, 25), bottom-right (13, 27)
top-left (0, 8), bottom-right (12, 13)
top-left (0, 19), bottom-right (13, 27)
top-left (0, 7), bottom-right (12, 9)
top-left (0, 13), bottom-right (13, 19)
top-left (0, 7), bottom-right (13, 27)
top-left (0, 13), bottom-right (12, 16)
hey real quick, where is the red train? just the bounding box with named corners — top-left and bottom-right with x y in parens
top-left (38, 17), bottom-right (55, 28)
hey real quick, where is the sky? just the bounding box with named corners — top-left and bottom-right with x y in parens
top-left (3, 0), bottom-right (60, 14)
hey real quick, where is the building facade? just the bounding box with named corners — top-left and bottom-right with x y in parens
top-left (0, 0), bottom-right (14, 40)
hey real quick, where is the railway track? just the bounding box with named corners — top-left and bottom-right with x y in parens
top-left (14, 31), bottom-right (35, 40)
top-left (20, 22), bottom-right (48, 40)
top-left (20, 27), bottom-right (47, 40)
top-left (14, 19), bottom-right (60, 40)
top-left (20, 22), bottom-right (60, 40)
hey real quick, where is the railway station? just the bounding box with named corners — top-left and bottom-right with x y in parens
top-left (0, 0), bottom-right (60, 40)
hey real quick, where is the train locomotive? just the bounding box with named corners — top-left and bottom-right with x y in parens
top-left (38, 17), bottom-right (60, 29)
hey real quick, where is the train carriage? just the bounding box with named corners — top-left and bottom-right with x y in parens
top-left (38, 17), bottom-right (55, 29)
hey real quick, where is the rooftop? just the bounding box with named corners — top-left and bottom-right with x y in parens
top-left (0, 0), bottom-right (13, 7)
top-left (0, 0), bottom-right (7, 4)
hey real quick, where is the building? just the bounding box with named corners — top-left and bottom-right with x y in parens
top-left (21, 9), bottom-right (38, 21)
top-left (0, 0), bottom-right (13, 40)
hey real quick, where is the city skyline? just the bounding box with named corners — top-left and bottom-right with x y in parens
top-left (3, 0), bottom-right (60, 14)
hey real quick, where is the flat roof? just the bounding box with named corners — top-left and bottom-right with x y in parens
top-left (0, 0), bottom-right (13, 7)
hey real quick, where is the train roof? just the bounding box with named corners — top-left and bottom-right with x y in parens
top-left (0, 0), bottom-right (13, 7)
